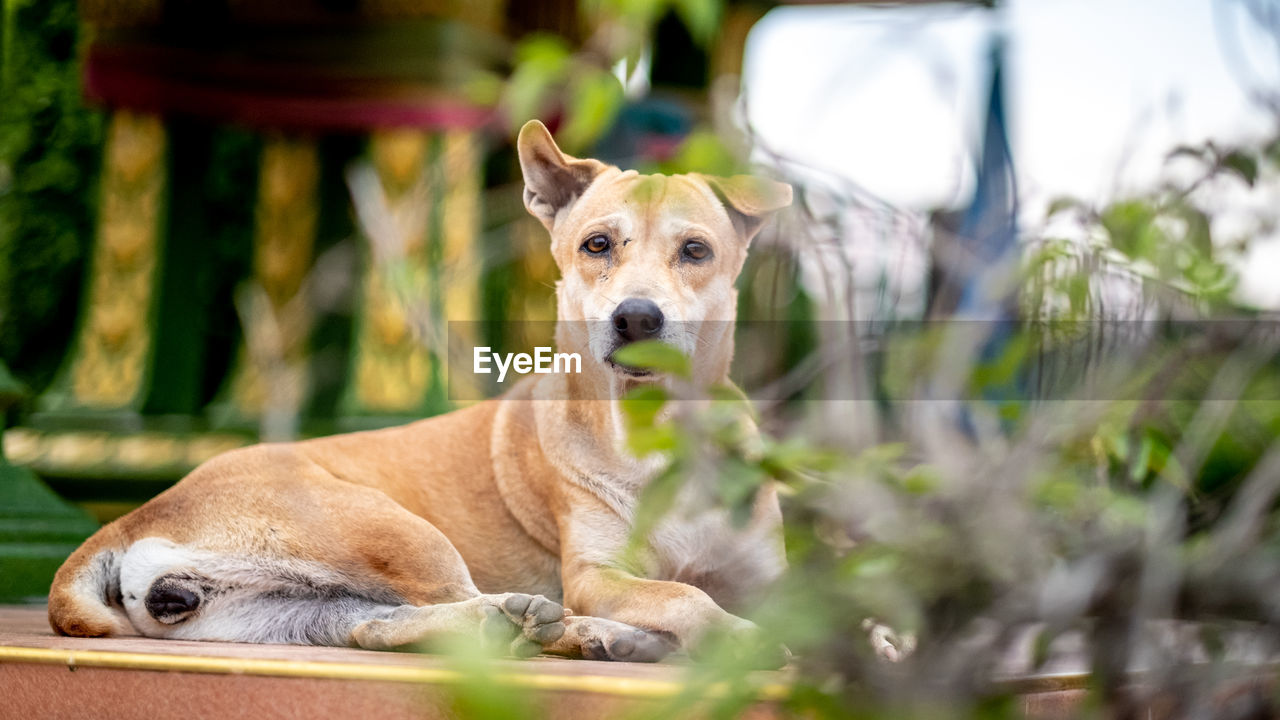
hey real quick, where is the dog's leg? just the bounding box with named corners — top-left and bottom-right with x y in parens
top-left (351, 593), bottom-right (566, 657)
top-left (539, 615), bottom-right (675, 662)
top-left (555, 493), bottom-right (778, 662)
top-left (113, 537), bottom-right (566, 654)
top-left (563, 564), bottom-right (756, 650)
top-left (59, 460), bottom-right (567, 657)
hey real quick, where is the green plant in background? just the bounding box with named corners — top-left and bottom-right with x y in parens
top-left (479, 3), bottom-right (1280, 715)
top-left (583, 124), bottom-right (1280, 717)
top-left (502, 0), bottom-right (725, 157)
top-left (1029, 137), bottom-right (1280, 320)
top-left (0, 0), bottom-right (105, 392)
top-left (608, 322), bottom-right (1279, 718)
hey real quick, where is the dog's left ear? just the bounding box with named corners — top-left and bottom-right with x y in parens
top-left (518, 120), bottom-right (609, 231)
top-left (698, 174), bottom-right (793, 243)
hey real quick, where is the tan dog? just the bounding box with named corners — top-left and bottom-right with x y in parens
top-left (48, 120), bottom-right (793, 662)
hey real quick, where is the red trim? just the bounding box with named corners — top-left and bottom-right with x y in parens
top-left (84, 48), bottom-right (494, 132)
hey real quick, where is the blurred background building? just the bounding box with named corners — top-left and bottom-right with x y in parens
top-left (0, 0), bottom-right (808, 600)
top-left (1, 0), bottom-right (1276, 602)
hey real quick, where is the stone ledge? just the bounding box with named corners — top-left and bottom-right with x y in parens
top-left (0, 605), bottom-right (1102, 720)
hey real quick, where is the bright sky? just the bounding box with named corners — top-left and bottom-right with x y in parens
top-left (742, 0), bottom-right (1280, 308)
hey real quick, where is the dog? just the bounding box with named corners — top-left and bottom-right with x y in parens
top-left (47, 120), bottom-right (794, 663)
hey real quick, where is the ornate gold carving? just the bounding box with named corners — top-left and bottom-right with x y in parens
top-left (351, 130), bottom-right (436, 413)
top-left (69, 111), bottom-right (166, 409)
top-left (441, 130), bottom-right (481, 321)
top-left (255, 138), bottom-right (320, 307)
top-left (115, 433), bottom-right (179, 469)
top-left (46, 432), bottom-right (111, 469)
top-left (184, 434), bottom-right (251, 466)
top-left (228, 136), bottom-right (320, 421)
top-left (4, 428), bottom-right (250, 477)
top-left (515, 216), bottom-right (559, 326)
top-left (440, 131), bottom-right (484, 403)
top-left (372, 129), bottom-right (429, 198)
top-left (4, 428), bottom-right (41, 465)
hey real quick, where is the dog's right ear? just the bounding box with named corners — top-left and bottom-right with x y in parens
top-left (518, 120), bottom-right (608, 230)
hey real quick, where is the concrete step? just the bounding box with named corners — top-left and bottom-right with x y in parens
top-left (0, 605), bottom-right (1088, 719)
top-left (0, 605), bottom-right (792, 719)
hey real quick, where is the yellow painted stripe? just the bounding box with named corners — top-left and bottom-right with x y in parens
top-left (0, 644), bottom-right (1096, 698)
top-left (996, 672), bottom-right (1092, 694)
top-left (0, 645), bottom-right (790, 701)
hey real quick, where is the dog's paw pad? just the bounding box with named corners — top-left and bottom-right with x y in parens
top-left (608, 628), bottom-right (673, 662)
top-left (480, 605), bottom-right (519, 650)
top-left (573, 619), bottom-right (674, 663)
top-left (493, 593), bottom-right (566, 654)
top-left (502, 594), bottom-right (531, 617)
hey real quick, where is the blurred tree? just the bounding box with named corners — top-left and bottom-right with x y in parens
top-left (0, 0), bottom-right (105, 392)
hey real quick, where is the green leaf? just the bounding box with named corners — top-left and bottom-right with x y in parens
top-left (558, 68), bottom-right (624, 153)
top-left (1175, 203), bottom-right (1214, 257)
top-left (672, 0), bottom-right (723, 47)
top-left (1045, 196), bottom-right (1081, 218)
top-left (1221, 150), bottom-right (1258, 187)
top-left (1130, 434), bottom-right (1153, 482)
top-left (620, 385), bottom-right (674, 456)
top-left (627, 424), bottom-right (680, 456)
top-left (620, 384), bottom-right (668, 426)
top-left (1100, 199), bottom-right (1159, 260)
top-left (504, 34), bottom-right (572, 131)
top-left (610, 340), bottom-right (692, 378)
top-left (1264, 136), bottom-right (1280, 166)
top-left (623, 465), bottom-right (684, 561)
top-left (658, 129), bottom-right (742, 176)
top-left (718, 458), bottom-right (766, 527)
top-left (1167, 144), bottom-right (1209, 162)
top-left (513, 33), bottom-right (573, 67)
top-left (900, 465), bottom-right (940, 495)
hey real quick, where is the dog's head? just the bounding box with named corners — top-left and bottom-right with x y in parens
top-left (517, 120), bottom-right (792, 383)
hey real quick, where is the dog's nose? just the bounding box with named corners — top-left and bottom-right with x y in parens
top-left (611, 298), bottom-right (664, 343)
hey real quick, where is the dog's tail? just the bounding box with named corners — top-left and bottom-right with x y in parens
top-left (48, 525), bottom-right (132, 637)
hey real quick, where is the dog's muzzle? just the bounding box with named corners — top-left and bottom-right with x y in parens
top-left (610, 298), bottom-right (664, 344)
top-left (605, 298), bottom-right (665, 377)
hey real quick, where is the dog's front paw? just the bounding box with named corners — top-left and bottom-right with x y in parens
top-left (482, 593), bottom-right (568, 657)
top-left (547, 616), bottom-right (676, 662)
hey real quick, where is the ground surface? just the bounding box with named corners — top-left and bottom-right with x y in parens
top-left (0, 604), bottom-right (1088, 719)
top-left (1, 604), bottom-right (780, 719)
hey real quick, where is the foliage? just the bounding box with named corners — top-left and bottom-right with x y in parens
top-left (592, 129), bottom-right (1280, 718)
top-left (502, 0), bottom-right (725, 156)
top-left (1029, 138), bottom-right (1280, 319)
top-left (0, 0), bottom-right (105, 391)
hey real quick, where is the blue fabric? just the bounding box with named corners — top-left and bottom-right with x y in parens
top-left (957, 39), bottom-right (1019, 316)
top-left (956, 38), bottom-right (1023, 430)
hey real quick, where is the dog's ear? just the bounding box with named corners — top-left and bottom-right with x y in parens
top-left (518, 120), bottom-right (608, 230)
top-left (698, 174), bottom-right (793, 242)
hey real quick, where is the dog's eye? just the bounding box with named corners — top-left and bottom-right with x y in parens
top-left (582, 235), bottom-right (611, 255)
top-left (681, 240), bottom-right (712, 262)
